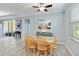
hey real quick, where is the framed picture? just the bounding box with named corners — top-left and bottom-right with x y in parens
top-left (16, 20), bottom-right (22, 29)
top-left (37, 20), bottom-right (51, 32)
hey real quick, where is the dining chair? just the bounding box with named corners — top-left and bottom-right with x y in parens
top-left (49, 36), bottom-right (59, 55)
top-left (53, 36), bottom-right (59, 48)
top-left (47, 36), bottom-right (59, 55)
top-left (37, 37), bottom-right (48, 56)
top-left (24, 35), bottom-right (37, 55)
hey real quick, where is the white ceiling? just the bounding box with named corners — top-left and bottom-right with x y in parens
top-left (0, 3), bottom-right (72, 17)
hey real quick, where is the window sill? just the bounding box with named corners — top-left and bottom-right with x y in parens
top-left (70, 37), bottom-right (79, 43)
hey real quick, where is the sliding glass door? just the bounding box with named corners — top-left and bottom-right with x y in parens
top-left (0, 21), bottom-right (3, 36)
top-left (4, 20), bottom-right (16, 36)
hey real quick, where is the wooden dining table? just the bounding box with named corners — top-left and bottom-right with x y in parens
top-left (24, 36), bottom-right (54, 55)
top-left (34, 37), bottom-right (54, 55)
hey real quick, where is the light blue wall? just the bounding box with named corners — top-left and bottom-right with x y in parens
top-left (22, 19), bottom-right (30, 38)
top-left (64, 4), bottom-right (79, 56)
top-left (28, 12), bottom-right (65, 43)
top-left (24, 20), bottom-right (30, 35)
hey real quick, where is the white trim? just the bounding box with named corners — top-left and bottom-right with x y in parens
top-left (57, 43), bottom-right (74, 56)
top-left (64, 44), bottom-right (74, 56)
top-left (70, 37), bottom-right (79, 43)
top-left (57, 43), bottom-right (64, 45)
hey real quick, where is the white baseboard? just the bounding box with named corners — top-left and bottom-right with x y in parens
top-left (57, 43), bottom-right (64, 45)
top-left (64, 44), bottom-right (74, 56)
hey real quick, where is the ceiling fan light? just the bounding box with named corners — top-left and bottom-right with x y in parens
top-left (39, 7), bottom-right (45, 11)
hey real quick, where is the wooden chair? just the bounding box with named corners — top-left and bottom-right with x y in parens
top-left (24, 36), bottom-right (37, 55)
top-left (37, 37), bottom-right (48, 56)
top-left (53, 36), bottom-right (59, 48)
top-left (47, 36), bottom-right (59, 55)
top-left (51, 37), bottom-right (59, 54)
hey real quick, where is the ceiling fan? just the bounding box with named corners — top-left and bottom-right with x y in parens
top-left (32, 3), bottom-right (52, 12)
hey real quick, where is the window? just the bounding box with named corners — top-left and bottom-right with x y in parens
top-left (0, 21), bottom-right (3, 36)
top-left (4, 20), bottom-right (16, 35)
top-left (72, 21), bottom-right (79, 39)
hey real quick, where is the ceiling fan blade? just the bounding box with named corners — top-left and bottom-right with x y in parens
top-left (45, 4), bottom-right (52, 8)
top-left (32, 6), bottom-right (39, 8)
top-left (37, 9), bottom-right (40, 12)
top-left (44, 9), bottom-right (48, 12)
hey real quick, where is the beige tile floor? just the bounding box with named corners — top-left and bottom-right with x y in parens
top-left (0, 37), bottom-right (71, 56)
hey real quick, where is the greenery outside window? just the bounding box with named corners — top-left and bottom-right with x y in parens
top-left (72, 21), bottom-right (79, 39)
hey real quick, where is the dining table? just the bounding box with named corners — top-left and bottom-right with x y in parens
top-left (36, 37), bottom-right (54, 55)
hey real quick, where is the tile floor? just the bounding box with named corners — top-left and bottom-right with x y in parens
top-left (0, 37), bottom-right (71, 56)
